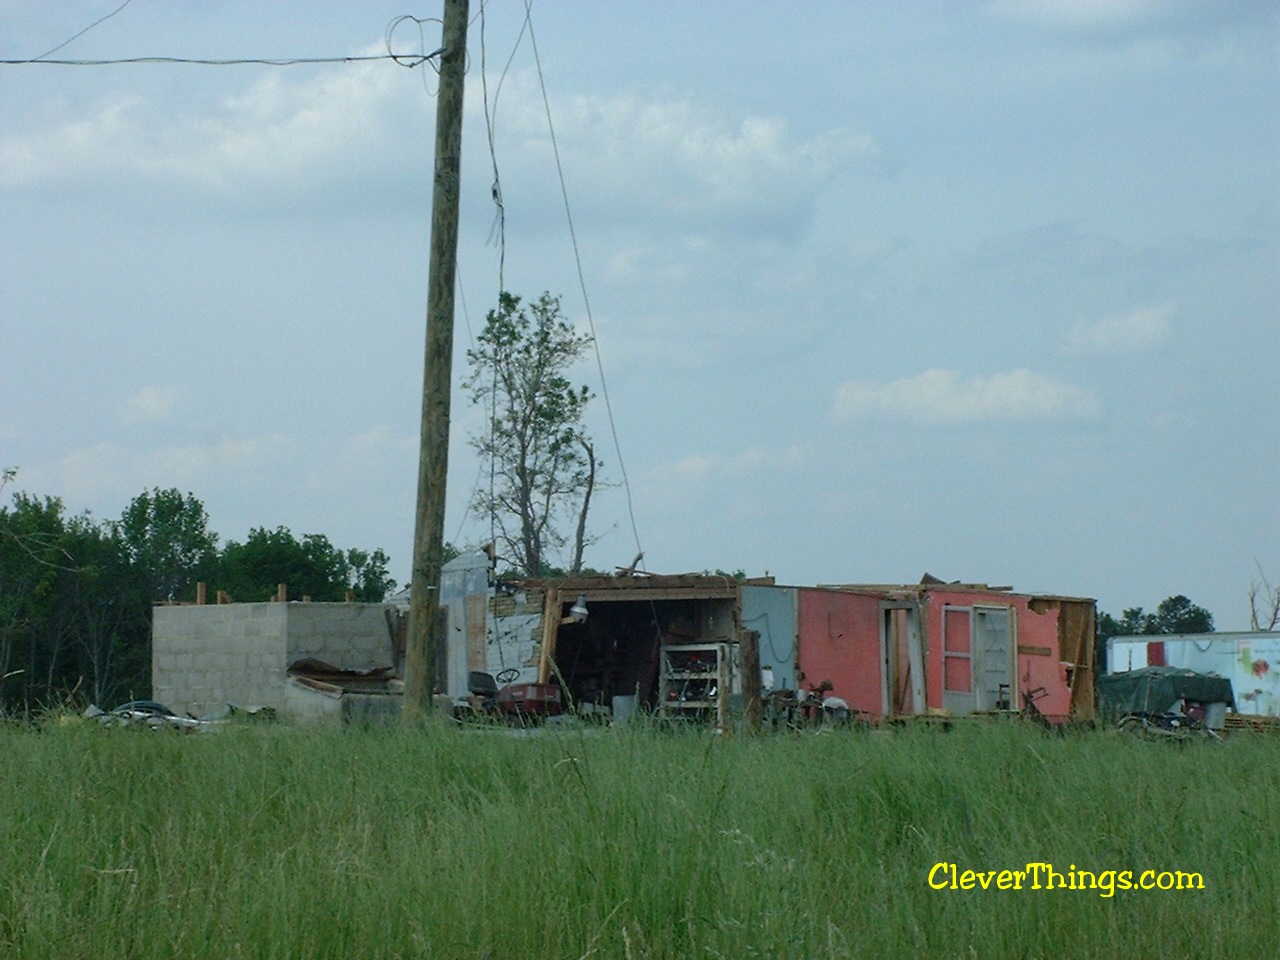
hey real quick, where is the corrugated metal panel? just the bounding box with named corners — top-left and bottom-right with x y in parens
top-left (440, 552), bottom-right (492, 698)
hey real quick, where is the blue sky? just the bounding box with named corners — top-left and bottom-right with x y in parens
top-left (1, 0), bottom-right (1276, 626)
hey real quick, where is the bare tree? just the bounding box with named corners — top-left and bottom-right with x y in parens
top-left (1250, 563), bottom-right (1280, 632)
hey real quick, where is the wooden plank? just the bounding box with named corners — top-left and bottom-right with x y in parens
top-left (465, 593), bottom-right (488, 674)
top-left (907, 610), bottom-right (927, 714)
top-left (537, 588), bottom-right (560, 685)
top-left (741, 629), bottom-right (762, 731)
top-left (573, 586), bottom-right (738, 602)
top-left (1017, 644), bottom-right (1053, 657)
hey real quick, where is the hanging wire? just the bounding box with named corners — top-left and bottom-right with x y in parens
top-left (477, 0), bottom-right (533, 565)
top-left (385, 14), bottom-right (443, 95)
top-left (2, 53), bottom-right (441, 67)
top-left (477, 0), bottom-right (530, 295)
top-left (6, 14), bottom-right (443, 68)
top-left (479, 1), bottom-right (506, 293)
top-left (451, 271), bottom-right (488, 550)
top-left (30, 0), bottom-right (135, 61)
top-left (524, 1), bottom-right (647, 571)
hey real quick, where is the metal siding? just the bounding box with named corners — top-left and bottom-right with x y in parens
top-left (440, 552), bottom-right (493, 698)
top-left (740, 585), bottom-right (799, 692)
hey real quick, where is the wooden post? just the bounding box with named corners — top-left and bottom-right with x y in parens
top-left (741, 629), bottom-right (763, 732)
top-left (537, 588), bottom-right (560, 684)
top-left (276, 583), bottom-right (287, 603)
top-left (196, 581), bottom-right (207, 605)
top-left (405, 0), bottom-right (469, 719)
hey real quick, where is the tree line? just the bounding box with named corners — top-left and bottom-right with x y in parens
top-left (1095, 594), bottom-right (1215, 674)
top-left (0, 483), bottom-right (393, 715)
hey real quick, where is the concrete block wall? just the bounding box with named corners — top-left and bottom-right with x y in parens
top-left (283, 603), bottom-right (394, 671)
top-left (152, 604), bottom-right (289, 716)
top-left (153, 602), bottom-right (396, 718)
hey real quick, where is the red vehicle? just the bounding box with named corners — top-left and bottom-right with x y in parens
top-left (463, 669), bottom-right (562, 723)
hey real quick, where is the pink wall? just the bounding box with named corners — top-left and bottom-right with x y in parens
top-left (794, 587), bottom-right (1075, 723)
top-left (921, 590), bottom-right (1070, 720)
top-left (796, 589), bottom-right (884, 718)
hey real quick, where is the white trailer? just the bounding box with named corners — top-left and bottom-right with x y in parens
top-left (1107, 631), bottom-right (1280, 716)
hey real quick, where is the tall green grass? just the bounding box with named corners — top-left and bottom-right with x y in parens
top-left (2, 720), bottom-right (1276, 959)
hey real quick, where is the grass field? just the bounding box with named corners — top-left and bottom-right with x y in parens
top-left (2, 719), bottom-right (1276, 959)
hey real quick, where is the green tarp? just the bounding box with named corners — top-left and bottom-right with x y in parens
top-left (1097, 666), bottom-right (1235, 717)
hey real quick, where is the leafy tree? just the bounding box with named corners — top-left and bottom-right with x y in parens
top-left (0, 492), bottom-right (71, 709)
top-left (0, 475), bottom-right (397, 714)
top-left (0, 489), bottom-right (151, 711)
top-left (116, 488), bottom-right (218, 602)
top-left (1099, 595), bottom-right (1214, 638)
top-left (1149, 595), bottom-right (1214, 635)
top-left (65, 515), bottom-right (150, 705)
top-left (344, 547), bottom-right (397, 603)
top-left (216, 527), bottom-right (395, 602)
top-left (464, 291), bottom-right (601, 576)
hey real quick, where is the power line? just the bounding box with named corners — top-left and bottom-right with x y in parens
top-left (479, 2), bottom-right (506, 292)
top-left (477, 0), bottom-right (530, 295)
top-left (525, 2), bottom-right (647, 570)
top-left (7, 13), bottom-right (444, 69)
top-left (1, 52), bottom-right (442, 68)
top-left (31, 0), bottom-right (135, 62)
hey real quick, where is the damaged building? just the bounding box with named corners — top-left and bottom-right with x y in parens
top-left (440, 553), bottom-right (1097, 724)
top-left (152, 599), bottom-right (405, 722)
top-left (149, 554), bottom-right (1095, 726)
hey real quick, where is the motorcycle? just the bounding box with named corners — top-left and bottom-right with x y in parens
top-left (1118, 699), bottom-right (1221, 741)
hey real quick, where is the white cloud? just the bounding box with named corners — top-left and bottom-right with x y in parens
top-left (304, 425), bottom-right (415, 494)
top-left (0, 95), bottom-right (138, 187)
top-left (42, 434), bottom-right (296, 504)
top-left (0, 47), bottom-right (409, 194)
top-left (991, 0), bottom-right (1178, 29)
top-left (652, 445), bottom-right (806, 488)
top-left (494, 75), bottom-right (882, 238)
top-left (3, 58), bottom-right (878, 241)
top-left (987, 0), bottom-right (1273, 38)
top-left (1067, 304), bottom-right (1173, 354)
top-left (832, 369), bottom-right (1100, 423)
top-left (122, 386), bottom-right (182, 423)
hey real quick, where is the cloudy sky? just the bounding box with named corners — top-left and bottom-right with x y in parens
top-left (2, 0), bottom-right (1276, 627)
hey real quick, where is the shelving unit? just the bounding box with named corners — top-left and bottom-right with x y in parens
top-left (659, 642), bottom-right (730, 723)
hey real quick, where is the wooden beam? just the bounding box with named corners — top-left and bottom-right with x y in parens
top-left (538, 588), bottom-right (560, 684)
top-left (741, 629), bottom-right (763, 732)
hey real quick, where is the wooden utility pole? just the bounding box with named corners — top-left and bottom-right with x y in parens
top-left (404, 0), bottom-right (469, 719)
